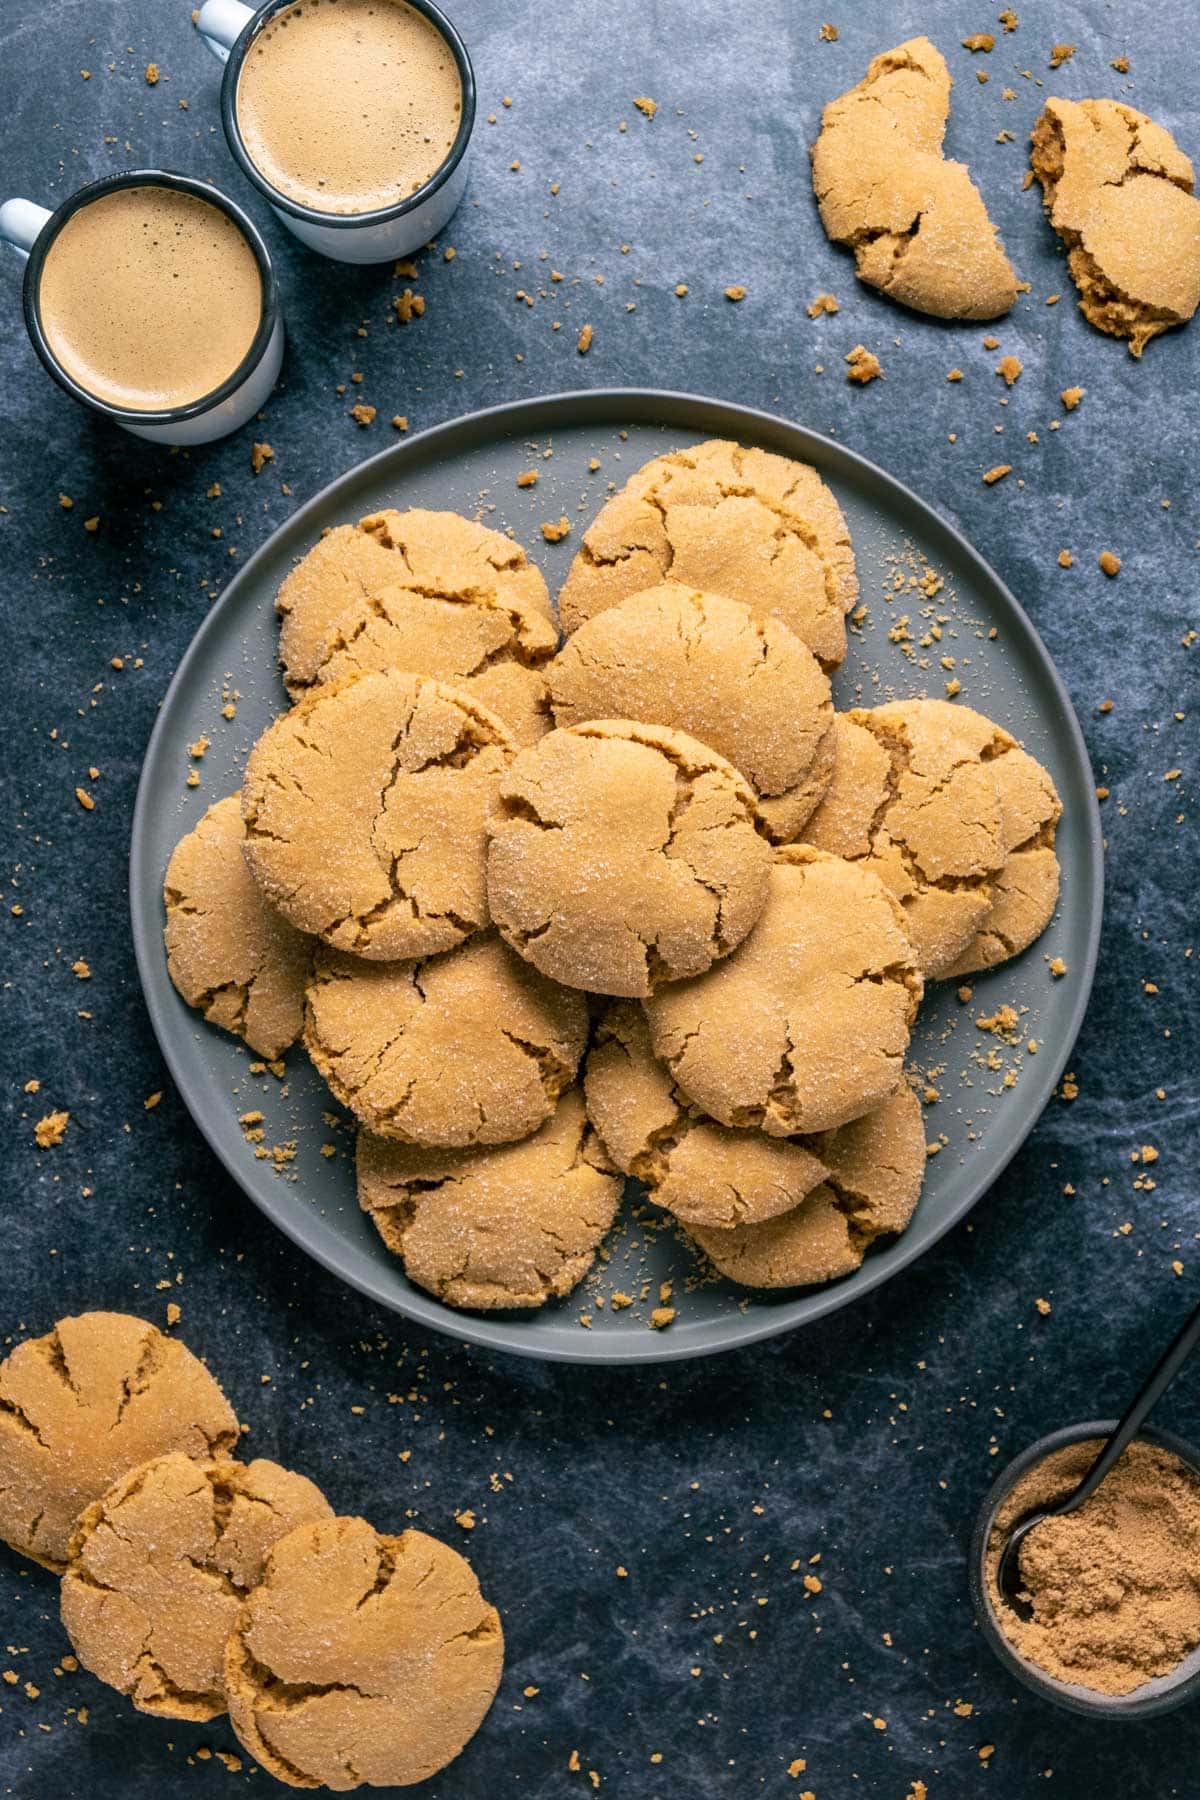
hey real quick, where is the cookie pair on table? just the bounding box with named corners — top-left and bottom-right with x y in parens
top-left (0, 1312), bottom-right (502, 1790)
top-left (811, 33), bottom-right (1200, 353)
top-left (163, 437), bottom-right (1062, 1320)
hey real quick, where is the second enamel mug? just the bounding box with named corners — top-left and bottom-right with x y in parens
top-left (195, 0), bottom-right (475, 265)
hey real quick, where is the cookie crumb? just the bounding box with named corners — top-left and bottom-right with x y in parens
top-left (845, 344), bottom-right (883, 383)
top-left (724, 285), bottom-right (747, 302)
top-left (250, 441), bottom-right (274, 473)
top-left (649, 1307), bottom-right (676, 1330)
top-left (541, 517), bottom-right (571, 543)
top-left (963, 33), bottom-right (995, 51)
top-left (982, 463), bottom-right (1011, 484)
top-left (819, 21), bottom-right (838, 41)
top-left (349, 404), bottom-right (376, 427)
top-left (807, 292), bottom-right (839, 317)
top-left (1049, 42), bottom-right (1076, 66)
top-left (577, 323), bottom-right (594, 354)
top-left (34, 1110), bottom-right (70, 1149)
top-left (633, 96), bottom-right (656, 118)
top-left (1111, 55), bottom-right (1130, 73)
top-left (145, 61), bottom-right (159, 83)
top-left (1057, 549), bottom-right (1074, 568)
top-left (996, 354), bottom-right (1023, 385)
top-left (1060, 386), bottom-right (1086, 410)
top-left (516, 469), bottom-right (539, 488)
top-left (1098, 550), bottom-right (1121, 576)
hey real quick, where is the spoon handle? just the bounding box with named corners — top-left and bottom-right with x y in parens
top-left (1062, 1293), bottom-right (1200, 1516)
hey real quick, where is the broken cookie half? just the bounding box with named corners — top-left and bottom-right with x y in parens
top-left (1030, 96), bottom-right (1200, 356)
top-left (811, 35), bottom-right (1017, 320)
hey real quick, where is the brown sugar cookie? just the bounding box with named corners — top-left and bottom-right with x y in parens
top-left (276, 508), bottom-right (554, 697)
top-left (164, 793), bottom-right (312, 1059)
top-left (1031, 97), bottom-right (1200, 356)
top-left (644, 845), bottom-right (922, 1135)
top-left (584, 1002), bottom-right (828, 1229)
top-left (801, 702), bottom-right (1010, 978)
top-left (486, 720), bottom-right (771, 998)
top-left (811, 36), bottom-right (1017, 320)
top-left (309, 581), bottom-right (556, 749)
top-left (0, 1312), bottom-right (238, 1570)
top-left (61, 1452), bottom-right (332, 1721)
top-left (304, 932), bottom-right (587, 1147)
top-left (558, 438), bottom-right (857, 670)
top-left (242, 671), bottom-right (516, 962)
top-left (357, 1088), bottom-right (620, 1309)
top-left (941, 743), bottom-right (1062, 976)
top-left (224, 1514), bottom-right (503, 1791)
top-left (689, 1084), bottom-right (926, 1288)
top-left (547, 583), bottom-right (834, 842)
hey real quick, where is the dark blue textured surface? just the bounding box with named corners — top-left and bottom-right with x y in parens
top-left (1, 1), bottom-right (1198, 1795)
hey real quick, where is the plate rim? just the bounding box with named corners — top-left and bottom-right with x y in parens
top-left (130, 386), bottom-right (1105, 1365)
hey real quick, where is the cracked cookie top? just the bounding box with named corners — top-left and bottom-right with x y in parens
top-left (645, 845), bottom-right (922, 1136)
top-left (276, 508), bottom-right (554, 697)
top-left (164, 793), bottom-right (313, 1059)
top-left (357, 1087), bottom-right (620, 1310)
top-left (940, 741), bottom-right (1061, 978)
top-left (486, 720), bottom-right (772, 998)
top-left (689, 1085), bottom-right (925, 1287)
top-left (223, 1513), bottom-right (503, 1791)
top-left (557, 438), bottom-right (857, 670)
top-left (242, 670), bottom-right (517, 963)
top-left (811, 35), bottom-right (1017, 321)
top-left (584, 1002), bottom-right (829, 1230)
top-left (303, 932), bottom-right (588, 1148)
top-left (1030, 97), bottom-right (1200, 357)
top-left (309, 575), bottom-right (557, 749)
top-left (0, 1312), bottom-right (239, 1570)
top-left (547, 583), bottom-right (834, 843)
top-left (61, 1452), bottom-right (332, 1722)
top-left (801, 701), bottom-right (1012, 979)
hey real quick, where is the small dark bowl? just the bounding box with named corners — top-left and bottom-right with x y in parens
top-left (969, 1419), bottom-right (1200, 1719)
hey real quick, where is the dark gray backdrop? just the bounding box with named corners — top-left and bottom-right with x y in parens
top-left (2, 0), bottom-right (1198, 1794)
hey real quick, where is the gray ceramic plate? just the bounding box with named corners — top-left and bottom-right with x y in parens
top-left (130, 389), bottom-right (1103, 1364)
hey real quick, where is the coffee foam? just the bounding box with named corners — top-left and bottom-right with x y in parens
top-left (236, 0), bottom-right (462, 216)
top-left (38, 186), bottom-right (262, 412)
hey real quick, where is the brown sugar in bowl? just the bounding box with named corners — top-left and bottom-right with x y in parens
top-left (969, 1420), bottom-right (1200, 1719)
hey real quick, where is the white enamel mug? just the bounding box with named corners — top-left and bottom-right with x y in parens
top-left (196, 0), bottom-right (475, 265)
top-left (0, 170), bottom-right (284, 447)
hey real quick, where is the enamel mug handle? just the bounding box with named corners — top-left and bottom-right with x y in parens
top-left (0, 198), bottom-right (51, 262)
top-left (197, 0), bottom-right (256, 63)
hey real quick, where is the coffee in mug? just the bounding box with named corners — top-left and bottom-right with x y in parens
top-left (235, 0), bottom-right (463, 216)
top-left (36, 184), bottom-right (263, 412)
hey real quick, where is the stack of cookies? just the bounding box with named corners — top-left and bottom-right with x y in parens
top-left (0, 1311), bottom-right (503, 1789)
top-left (164, 439), bottom-right (1062, 1317)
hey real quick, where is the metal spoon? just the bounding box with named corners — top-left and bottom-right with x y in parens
top-left (996, 1293), bottom-right (1200, 1618)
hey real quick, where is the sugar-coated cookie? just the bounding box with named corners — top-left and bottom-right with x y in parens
top-left (548, 583), bottom-right (834, 842)
top-left (645, 846), bottom-right (922, 1135)
top-left (558, 439), bottom-right (857, 669)
top-left (242, 671), bottom-right (515, 962)
top-left (276, 508), bottom-right (553, 699)
top-left (1031, 97), bottom-right (1200, 356)
top-left (689, 1084), bottom-right (926, 1288)
top-left (584, 1002), bottom-right (829, 1229)
top-left (164, 793), bottom-right (312, 1058)
top-left (802, 702), bottom-right (1008, 978)
top-left (486, 720), bottom-right (771, 997)
top-left (61, 1452), bottom-right (331, 1720)
top-left (224, 1515), bottom-right (503, 1790)
top-left (941, 743), bottom-right (1061, 976)
top-left (304, 932), bottom-right (587, 1147)
top-left (0, 1313), bottom-right (238, 1570)
top-left (357, 1088), bottom-right (620, 1309)
top-left (812, 36), bottom-right (1017, 320)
